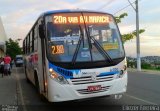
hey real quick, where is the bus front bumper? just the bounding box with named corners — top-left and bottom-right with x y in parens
top-left (47, 72), bottom-right (127, 102)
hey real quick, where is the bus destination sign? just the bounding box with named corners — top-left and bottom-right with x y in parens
top-left (53, 13), bottom-right (111, 24)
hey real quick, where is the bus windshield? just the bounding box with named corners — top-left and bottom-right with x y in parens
top-left (45, 12), bottom-right (125, 65)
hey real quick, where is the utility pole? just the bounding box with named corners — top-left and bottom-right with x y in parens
top-left (136, 0), bottom-right (141, 71)
top-left (128, 0), bottom-right (141, 71)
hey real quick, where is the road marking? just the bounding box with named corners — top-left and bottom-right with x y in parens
top-left (15, 67), bottom-right (27, 111)
top-left (125, 94), bottom-right (157, 105)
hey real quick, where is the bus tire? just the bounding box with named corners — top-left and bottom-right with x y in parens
top-left (24, 67), bottom-right (30, 83)
top-left (34, 73), bottom-right (40, 92)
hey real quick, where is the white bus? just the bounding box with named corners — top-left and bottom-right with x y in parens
top-left (23, 9), bottom-right (127, 102)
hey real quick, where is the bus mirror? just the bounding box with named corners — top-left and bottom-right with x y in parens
top-left (39, 24), bottom-right (45, 39)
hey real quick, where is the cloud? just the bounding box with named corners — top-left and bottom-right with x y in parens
top-left (1, 0), bottom-right (121, 41)
top-left (124, 43), bottom-right (160, 57)
top-left (124, 35), bottom-right (160, 57)
top-left (147, 7), bottom-right (160, 14)
top-left (0, 0), bottom-right (160, 57)
top-left (1, 0), bottom-right (79, 41)
top-left (118, 20), bottom-right (160, 38)
top-left (75, 0), bottom-right (116, 10)
top-left (118, 24), bottom-right (135, 34)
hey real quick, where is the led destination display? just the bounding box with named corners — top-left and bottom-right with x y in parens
top-left (52, 13), bottom-right (111, 24)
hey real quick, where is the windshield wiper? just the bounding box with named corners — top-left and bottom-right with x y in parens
top-left (87, 25), bottom-right (113, 63)
top-left (90, 35), bottom-right (113, 63)
top-left (72, 12), bottom-right (113, 65)
top-left (71, 25), bottom-right (83, 65)
top-left (80, 12), bottom-right (113, 63)
top-left (81, 12), bottom-right (93, 61)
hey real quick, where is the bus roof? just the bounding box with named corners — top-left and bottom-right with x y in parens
top-left (39, 9), bottom-right (112, 17)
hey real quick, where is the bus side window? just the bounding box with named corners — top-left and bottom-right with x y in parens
top-left (26, 39), bottom-right (27, 54)
top-left (27, 35), bottom-right (30, 54)
top-left (32, 28), bottom-right (34, 52)
top-left (34, 24), bottom-right (38, 52)
top-left (23, 39), bottom-right (26, 54)
top-left (30, 32), bottom-right (33, 53)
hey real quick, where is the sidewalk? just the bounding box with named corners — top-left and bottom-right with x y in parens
top-left (0, 68), bottom-right (18, 105)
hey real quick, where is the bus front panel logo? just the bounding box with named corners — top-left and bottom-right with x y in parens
top-left (91, 74), bottom-right (97, 81)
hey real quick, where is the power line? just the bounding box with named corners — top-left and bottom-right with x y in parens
top-left (97, 0), bottom-right (115, 10)
top-left (114, 1), bottom-right (136, 15)
top-left (114, 0), bottom-right (143, 15)
top-left (97, 0), bottom-right (143, 15)
top-left (128, 0), bottom-right (136, 11)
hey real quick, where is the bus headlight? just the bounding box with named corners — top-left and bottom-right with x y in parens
top-left (49, 68), bottom-right (69, 84)
top-left (116, 65), bottom-right (127, 79)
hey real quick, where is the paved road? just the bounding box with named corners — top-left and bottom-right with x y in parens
top-left (0, 67), bottom-right (160, 111)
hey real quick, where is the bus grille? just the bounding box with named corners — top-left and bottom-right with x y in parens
top-left (77, 86), bottom-right (111, 94)
top-left (70, 75), bottom-right (115, 85)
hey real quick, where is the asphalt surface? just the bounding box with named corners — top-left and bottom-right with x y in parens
top-left (0, 67), bottom-right (160, 111)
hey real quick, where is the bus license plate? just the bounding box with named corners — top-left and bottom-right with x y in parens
top-left (88, 85), bottom-right (102, 92)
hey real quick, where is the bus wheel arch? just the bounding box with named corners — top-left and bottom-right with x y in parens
top-left (34, 71), bottom-right (40, 93)
top-left (34, 70), bottom-right (48, 102)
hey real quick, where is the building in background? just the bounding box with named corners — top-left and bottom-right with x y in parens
top-left (0, 17), bottom-right (7, 57)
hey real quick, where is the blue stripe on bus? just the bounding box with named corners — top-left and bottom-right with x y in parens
top-left (98, 71), bottom-right (119, 77)
top-left (49, 62), bottom-right (74, 79)
top-left (48, 62), bottom-right (119, 79)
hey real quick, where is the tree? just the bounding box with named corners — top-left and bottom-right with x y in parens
top-left (6, 38), bottom-right (22, 59)
top-left (115, 13), bottom-right (128, 24)
top-left (115, 13), bottom-right (145, 43)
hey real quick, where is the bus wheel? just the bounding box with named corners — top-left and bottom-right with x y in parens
top-left (24, 67), bottom-right (30, 83)
top-left (34, 73), bottom-right (40, 92)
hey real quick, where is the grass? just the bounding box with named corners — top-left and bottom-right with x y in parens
top-left (142, 67), bottom-right (160, 71)
top-left (128, 67), bottom-right (160, 74)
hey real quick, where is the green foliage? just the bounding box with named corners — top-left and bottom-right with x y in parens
top-left (132, 29), bottom-right (145, 36)
top-left (121, 29), bottom-right (145, 43)
top-left (127, 61), bottom-right (136, 68)
top-left (141, 63), bottom-right (151, 69)
top-left (156, 67), bottom-right (160, 70)
top-left (115, 13), bottom-right (145, 43)
top-left (6, 38), bottom-right (22, 59)
top-left (115, 13), bottom-right (128, 24)
top-left (122, 33), bottom-right (134, 43)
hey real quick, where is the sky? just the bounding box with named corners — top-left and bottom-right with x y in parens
top-left (0, 0), bottom-right (160, 57)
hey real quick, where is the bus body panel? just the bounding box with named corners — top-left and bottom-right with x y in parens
top-left (25, 55), bottom-right (35, 84)
top-left (24, 20), bottom-right (48, 95)
top-left (37, 30), bottom-right (48, 96)
top-left (37, 36), bottom-right (44, 91)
